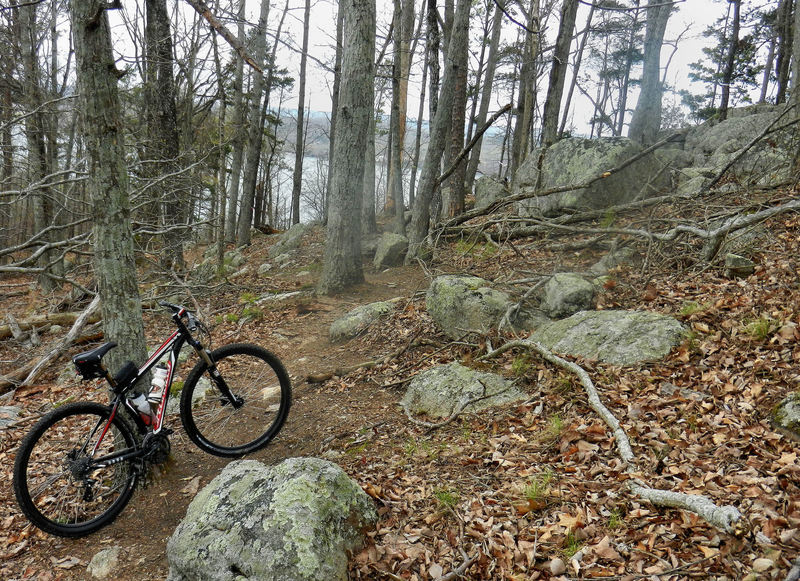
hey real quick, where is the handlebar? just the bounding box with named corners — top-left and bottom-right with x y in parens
top-left (159, 301), bottom-right (199, 331)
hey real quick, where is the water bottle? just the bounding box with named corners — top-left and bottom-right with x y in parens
top-left (148, 364), bottom-right (168, 405)
top-left (129, 392), bottom-right (154, 425)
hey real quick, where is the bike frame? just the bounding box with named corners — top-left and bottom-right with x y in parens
top-left (90, 307), bottom-right (222, 464)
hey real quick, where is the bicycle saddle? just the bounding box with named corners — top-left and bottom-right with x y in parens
top-left (73, 342), bottom-right (118, 367)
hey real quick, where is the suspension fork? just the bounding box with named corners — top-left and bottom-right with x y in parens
top-left (198, 348), bottom-right (244, 409)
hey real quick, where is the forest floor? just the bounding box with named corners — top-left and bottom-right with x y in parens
top-left (1, 191), bottom-right (800, 580)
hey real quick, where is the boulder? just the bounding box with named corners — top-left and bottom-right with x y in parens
top-left (401, 362), bottom-right (525, 418)
top-left (87, 546), bottom-right (121, 579)
top-left (426, 275), bottom-right (511, 339)
top-left (724, 253), bottom-right (755, 278)
top-left (224, 250), bottom-right (246, 269)
top-left (683, 105), bottom-right (791, 185)
top-left (531, 310), bottom-right (685, 365)
top-left (268, 223), bottom-right (309, 258)
top-left (167, 458), bottom-right (377, 581)
top-left (373, 232), bottom-right (408, 269)
top-left (474, 176), bottom-right (508, 211)
top-left (330, 301), bottom-right (396, 342)
top-left (514, 137), bottom-right (675, 216)
top-left (540, 273), bottom-right (595, 318)
top-left (773, 392), bottom-right (800, 439)
top-left (0, 405), bottom-right (21, 428)
top-left (588, 246), bottom-right (638, 277)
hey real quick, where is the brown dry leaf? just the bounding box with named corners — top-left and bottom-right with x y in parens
top-left (591, 535), bottom-right (621, 561)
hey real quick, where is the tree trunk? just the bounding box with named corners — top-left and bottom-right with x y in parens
top-left (236, 0), bottom-right (271, 246)
top-left (774, 0), bottom-right (792, 104)
top-left (510, 0), bottom-right (540, 175)
top-left (318, 0), bottom-right (375, 294)
top-left (628, 0), bottom-right (672, 146)
top-left (426, 0), bottom-right (440, 120)
top-left (719, 0), bottom-right (740, 121)
top-left (615, 2), bottom-right (641, 137)
top-left (145, 0), bottom-right (184, 270)
top-left (70, 0), bottom-right (149, 379)
top-left (443, 14), bottom-right (469, 218)
top-left (225, 0), bottom-right (247, 243)
top-left (324, 3), bottom-right (345, 225)
top-left (407, 0), bottom-right (470, 259)
top-left (465, 0), bottom-right (503, 194)
top-left (540, 0), bottom-right (579, 147)
top-left (362, 108), bottom-right (377, 235)
top-left (291, 0), bottom-right (311, 226)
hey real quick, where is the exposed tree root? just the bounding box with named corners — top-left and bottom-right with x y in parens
top-left (480, 338), bottom-right (745, 535)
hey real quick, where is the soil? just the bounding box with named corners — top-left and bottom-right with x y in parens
top-left (1, 207), bottom-right (800, 580)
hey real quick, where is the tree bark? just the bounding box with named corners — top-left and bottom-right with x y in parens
top-left (510, 0), bottom-right (540, 175)
top-left (465, 0), bottom-right (503, 194)
top-left (318, 0), bottom-right (375, 294)
top-left (324, 3), bottom-right (345, 225)
top-left (540, 0), bottom-right (579, 147)
top-left (291, 0), bottom-right (311, 226)
top-left (236, 0), bottom-right (270, 246)
top-left (774, 0), bottom-right (792, 104)
top-left (628, 0), bottom-right (672, 146)
top-left (407, 0), bottom-right (470, 259)
top-left (70, 0), bottom-right (149, 379)
top-left (719, 0), bottom-right (740, 121)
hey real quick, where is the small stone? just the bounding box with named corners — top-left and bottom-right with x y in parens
top-left (724, 253), bottom-right (755, 278)
top-left (549, 557), bottom-right (566, 575)
top-left (752, 557), bottom-right (773, 572)
top-left (87, 546), bottom-right (121, 579)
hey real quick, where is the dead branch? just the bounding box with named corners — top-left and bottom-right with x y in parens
top-left (306, 335), bottom-right (425, 384)
top-left (480, 338), bottom-right (745, 534)
top-left (22, 295), bottom-right (101, 387)
top-left (0, 308), bottom-right (101, 341)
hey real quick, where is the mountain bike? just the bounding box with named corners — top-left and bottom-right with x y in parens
top-left (12, 301), bottom-right (291, 537)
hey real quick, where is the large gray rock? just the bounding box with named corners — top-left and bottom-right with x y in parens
top-left (683, 105), bottom-right (791, 186)
top-left (514, 137), bottom-right (675, 216)
top-left (426, 275), bottom-right (511, 339)
top-left (268, 223), bottom-right (309, 258)
top-left (531, 310), bottom-right (685, 365)
top-left (373, 232), bottom-right (408, 269)
top-left (474, 176), bottom-right (508, 211)
top-left (167, 458), bottom-right (376, 581)
top-left (773, 392), bottom-right (800, 439)
top-left (541, 273), bottom-right (595, 318)
top-left (330, 301), bottom-right (396, 342)
top-left (401, 362), bottom-right (525, 418)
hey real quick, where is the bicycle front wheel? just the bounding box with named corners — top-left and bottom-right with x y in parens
top-left (13, 402), bottom-right (138, 537)
top-left (180, 343), bottom-right (291, 457)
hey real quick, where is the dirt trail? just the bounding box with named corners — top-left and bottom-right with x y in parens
top-left (1, 264), bottom-right (427, 581)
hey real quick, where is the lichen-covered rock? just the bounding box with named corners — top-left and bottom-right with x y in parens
top-left (531, 310), bottom-right (685, 365)
top-left (373, 232), bottom-right (408, 269)
top-left (724, 253), bottom-right (755, 278)
top-left (773, 392), bottom-right (800, 439)
top-left (166, 458), bottom-right (377, 581)
top-left (540, 273), bottom-right (595, 318)
top-left (426, 275), bottom-right (511, 339)
top-left (514, 137), bottom-right (675, 216)
top-left (401, 362), bottom-right (524, 418)
top-left (268, 223), bottom-right (309, 258)
top-left (224, 250), bottom-right (246, 268)
top-left (330, 301), bottom-right (396, 342)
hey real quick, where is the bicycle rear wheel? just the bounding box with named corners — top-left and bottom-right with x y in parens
top-left (180, 343), bottom-right (291, 457)
top-left (13, 402), bottom-right (139, 537)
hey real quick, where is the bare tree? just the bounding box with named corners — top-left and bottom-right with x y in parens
top-left (291, 0), bottom-right (311, 226)
top-left (70, 0), bottom-right (149, 377)
top-left (628, 0), bottom-right (673, 145)
top-left (318, 0), bottom-right (375, 294)
top-left (540, 0), bottom-right (579, 147)
top-left (719, 0), bottom-right (741, 121)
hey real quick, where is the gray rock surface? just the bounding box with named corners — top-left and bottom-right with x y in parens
top-left (330, 301), bottom-right (396, 342)
top-left (373, 232), bottom-right (409, 269)
top-left (514, 137), bottom-right (675, 216)
top-left (531, 310), bottom-right (685, 365)
top-left (773, 392), bottom-right (800, 439)
top-left (0, 405), bottom-right (21, 428)
top-left (540, 273), bottom-right (595, 319)
top-left (87, 546), bottom-right (121, 579)
top-left (268, 223), bottom-right (309, 258)
top-left (167, 458), bottom-right (377, 581)
top-left (426, 275), bottom-right (511, 339)
top-left (401, 362), bottom-right (525, 418)
top-left (474, 176), bottom-right (507, 210)
top-left (724, 253), bottom-right (755, 278)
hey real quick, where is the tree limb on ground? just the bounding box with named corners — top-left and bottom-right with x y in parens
top-left (21, 295), bottom-right (101, 387)
top-left (0, 308), bottom-right (101, 341)
top-left (480, 338), bottom-right (745, 535)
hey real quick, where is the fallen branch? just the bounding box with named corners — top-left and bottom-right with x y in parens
top-left (0, 308), bottom-right (101, 341)
top-left (480, 338), bottom-right (744, 535)
top-left (22, 295), bottom-right (101, 387)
